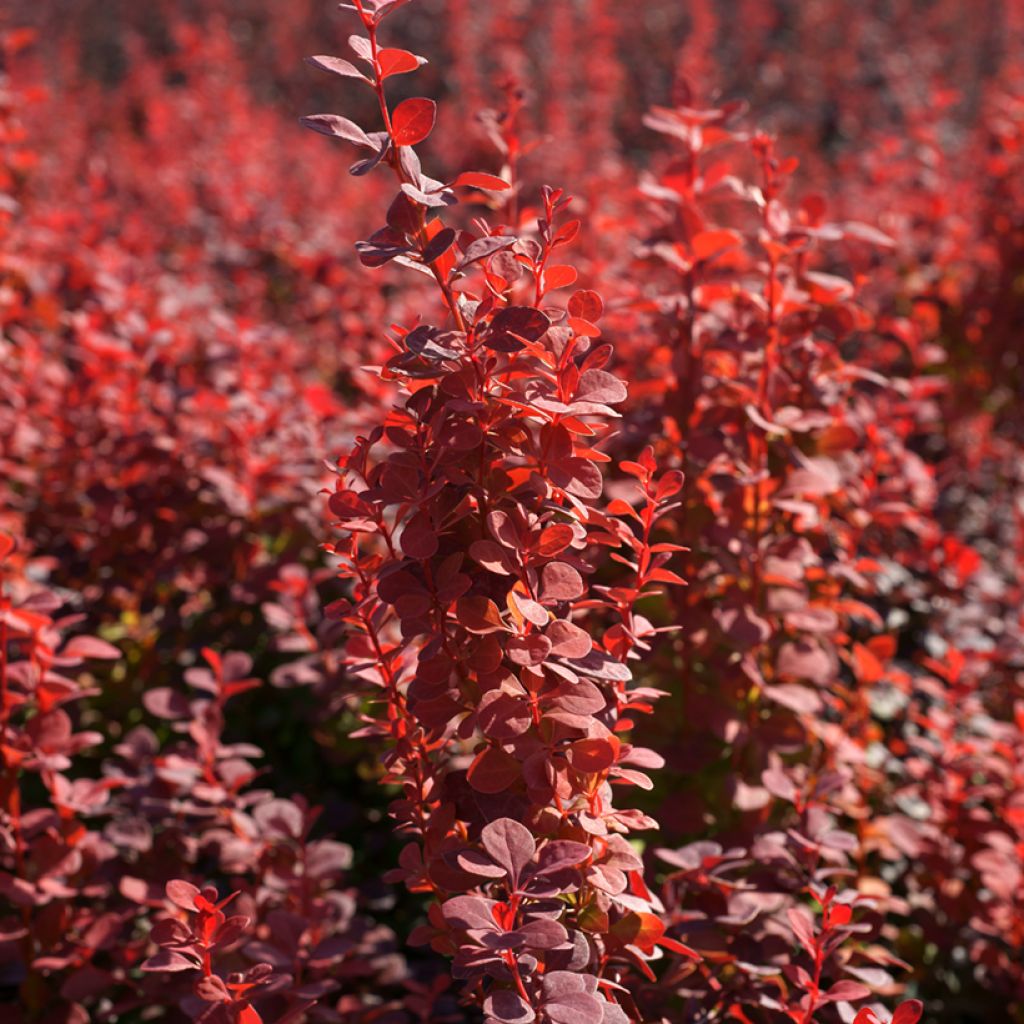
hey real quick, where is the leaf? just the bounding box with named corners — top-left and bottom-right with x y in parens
top-left (441, 895), bottom-right (500, 931)
top-left (777, 641), bottom-right (833, 684)
top-left (347, 34), bottom-right (373, 61)
top-left (568, 738), bottom-right (617, 773)
top-left (805, 270), bottom-right (854, 304)
top-left (575, 369), bottom-right (627, 406)
top-left (456, 596), bottom-right (505, 634)
top-left (193, 970), bottom-right (230, 1003)
top-left (421, 227), bottom-right (456, 264)
top-left (853, 642), bottom-right (885, 684)
top-left (690, 228), bottom-right (742, 263)
top-left (544, 264), bottom-right (578, 291)
top-left (853, 1011), bottom-right (882, 1024)
top-left (535, 524), bottom-right (575, 557)
top-left (300, 114), bottom-right (372, 148)
top-left (467, 746), bottom-right (520, 793)
top-left (457, 234), bottom-right (516, 270)
top-left (253, 798), bottom-right (305, 840)
top-left (165, 880), bottom-right (200, 912)
top-left (540, 562), bottom-right (584, 602)
top-left (534, 840), bottom-right (592, 878)
top-left (377, 47), bottom-right (423, 78)
top-left (452, 171), bottom-right (511, 191)
top-left (826, 980), bottom-right (872, 1003)
top-left (304, 55), bottom-right (367, 81)
top-left (545, 620), bottom-right (592, 658)
top-left (891, 1001), bottom-right (924, 1024)
top-left (655, 470), bottom-right (685, 500)
top-left (610, 911), bottom-right (664, 953)
top-left (545, 990), bottom-right (604, 1024)
top-left (507, 633), bottom-right (553, 666)
top-left (400, 181), bottom-right (453, 208)
top-left (213, 914), bottom-right (251, 949)
top-left (143, 687), bottom-right (189, 720)
top-left (786, 906), bottom-right (816, 955)
top-left (551, 457), bottom-right (603, 500)
top-left (842, 221), bottom-right (896, 247)
top-left (470, 540), bottom-right (512, 574)
top-left (149, 918), bottom-right (191, 946)
top-left (484, 989), bottom-right (536, 1024)
top-left (62, 635), bottom-right (121, 660)
top-left (391, 97), bottom-right (437, 146)
top-left (486, 306), bottom-right (550, 352)
top-left (762, 683), bottom-right (823, 715)
top-left (480, 818), bottom-right (535, 886)
top-left (659, 935), bottom-right (701, 960)
top-left (568, 289), bottom-right (604, 322)
top-left (349, 131), bottom-right (391, 175)
top-left (514, 918), bottom-right (568, 949)
top-left (400, 514), bottom-right (439, 559)
top-left (553, 219), bottom-right (581, 246)
top-left (140, 949), bottom-right (199, 973)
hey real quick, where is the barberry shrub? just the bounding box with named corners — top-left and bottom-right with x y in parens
top-left (304, 3), bottom-right (693, 1021)
top-left (1, 2), bottom-right (1024, 1023)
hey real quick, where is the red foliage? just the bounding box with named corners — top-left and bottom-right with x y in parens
top-left (1, 1), bottom-right (1024, 1023)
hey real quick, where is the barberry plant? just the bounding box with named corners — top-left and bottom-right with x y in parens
top-left (1, 2), bottom-right (1024, 1023)
top-left (304, 2), bottom-right (693, 1020)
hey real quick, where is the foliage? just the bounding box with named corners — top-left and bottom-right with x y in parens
top-left (1, 2), bottom-right (1023, 1023)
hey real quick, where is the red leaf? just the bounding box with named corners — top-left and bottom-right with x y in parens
top-left (507, 633), bottom-right (552, 667)
top-left (805, 270), bottom-right (855, 304)
top-left (377, 47), bottom-right (421, 78)
top-left (456, 596), bottom-right (505, 634)
top-left (853, 1011), bottom-right (882, 1024)
top-left (655, 470), bottom-right (685, 500)
top-left (540, 562), bottom-right (584, 602)
top-left (891, 1001), bottom-right (924, 1024)
top-left (391, 97), bottom-right (437, 146)
top-left (568, 737), bottom-right (617, 772)
top-left (611, 911), bottom-right (664, 953)
top-left (487, 306), bottom-right (550, 352)
top-left (401, 515), bottom-right (439, 559)
top-left (480, 818), bottom-right (535, 884)
top-left (534, 524), bottom-right (575, 558)
top-left (165, 880), bottom-right (200, 912)
top-left (545, 620), bottom-right (592, 658)
top-left (467, 746), bottom-right (521, 794)
top-left (659, 935), bottom-right (701, 960)
top-left (451, 171), bottom-right (511, 191)
top-left (853, 642), bottom-right (884, 684)
top-left (543, 264), bottom-right (578, 291)
top-left (568, 289), bottom-right (604, 322)
top-left (646, 567), bottom-right (686, 586)
top-left (690, 228), bottom-right (742, 263)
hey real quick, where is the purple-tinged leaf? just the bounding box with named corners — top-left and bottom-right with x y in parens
top-left (300, 114), bottom-right (373, 148)
top-left (481, 818), bottom-right (535, 888)
top-left (304, 55), bottom-right (368, 81)
top-left (484, 989), bottom-right (536, 1024)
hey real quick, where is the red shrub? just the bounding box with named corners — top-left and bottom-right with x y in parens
top-left (1, 2), bottom-right (1024, 1023)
